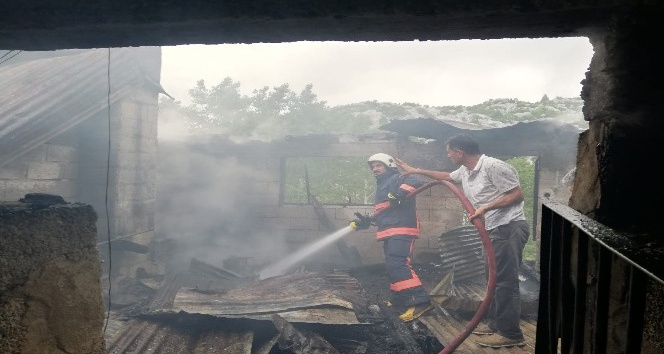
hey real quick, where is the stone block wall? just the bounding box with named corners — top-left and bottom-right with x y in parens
top-left (0, 137), bottom-right (79, 202)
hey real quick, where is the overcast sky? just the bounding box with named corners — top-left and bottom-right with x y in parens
top-left (160, 37), bottom-right (593, 107)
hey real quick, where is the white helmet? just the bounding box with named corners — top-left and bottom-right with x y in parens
top-left (368, 153), bottom-right (396, 168)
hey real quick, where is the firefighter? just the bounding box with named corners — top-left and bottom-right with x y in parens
top-left (350, 153), bottom-right (433, 322)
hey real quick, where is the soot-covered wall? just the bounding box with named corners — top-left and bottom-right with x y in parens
top-left (0, 198), bottom-right (105, 354)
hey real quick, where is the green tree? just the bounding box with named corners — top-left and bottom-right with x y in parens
top-left (163, 78), bottom-right (374, 139)
top-left (279, 84), bottom-right (330, 135)
top-left (187, 78), bottom-right (250, 134)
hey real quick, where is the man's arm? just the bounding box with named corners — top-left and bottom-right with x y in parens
top-left (469, 186), bottom-right (524, 221)
top-left (395, 158), bottom-right (453, 181)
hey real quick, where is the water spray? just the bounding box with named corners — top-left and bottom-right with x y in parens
top-left (258, 225), bottom-right (355, 279)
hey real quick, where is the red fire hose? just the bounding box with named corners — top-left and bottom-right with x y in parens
top-left (403, 180), bottom-right (497, 354)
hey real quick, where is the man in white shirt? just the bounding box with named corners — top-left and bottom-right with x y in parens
top-left (395, 134), bottom-right (529, 348)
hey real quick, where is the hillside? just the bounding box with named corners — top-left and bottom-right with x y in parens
top-left (331, 95), bottom-right (587, 131)
top-left (159, 89), bottom-right (587, 141)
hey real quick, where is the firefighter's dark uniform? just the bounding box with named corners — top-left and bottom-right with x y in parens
top-left (373, 167), bottom-right (431, 308)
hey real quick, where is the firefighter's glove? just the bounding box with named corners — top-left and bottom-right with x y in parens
top-left (350, 212), bottom-right (372, 231)
top-left (387, 192), bottom-right (403, 209)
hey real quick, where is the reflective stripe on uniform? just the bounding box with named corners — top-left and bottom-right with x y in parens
top-left (390, 270), bottom-right (423, 291)
top-left (375, 201), bottom-right (390, 212)
top-left (399, 183), bottom-right (417, 193)
top-left (377, 227), bottom-right (419, 239)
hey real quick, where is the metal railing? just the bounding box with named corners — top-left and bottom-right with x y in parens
top-left (536, 202), bottom-right (664, 353)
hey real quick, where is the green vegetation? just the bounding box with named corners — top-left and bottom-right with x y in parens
top-left (505, 156), bottom-right (538, 262)
top-left (283, 157), bottom-right (374, 205)
top-left (160, 78), bottom-right (373, 139)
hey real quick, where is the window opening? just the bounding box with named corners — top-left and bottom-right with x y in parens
top-left (282, 156), bottom-right (375, 205)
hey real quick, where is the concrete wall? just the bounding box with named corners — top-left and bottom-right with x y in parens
top-left (0, 137), bottom-right (79, 202)
top-left (75, 87), bottom-right (161, 296)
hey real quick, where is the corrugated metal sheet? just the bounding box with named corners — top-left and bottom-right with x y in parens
top-left (151, 271), bottom-right (367, 325)
top-left (169, 287), bottom-right (360, 324)
top-left (0, 47), bottom-right (162, 167)
top-left (107, 318), bottom-right (255, 354)
top-left (438, 225), bottom-right (486, 283)
top-left (107, 270), bottom-right (370, 354)
top-left (109, 258), bottom-right (540, 353)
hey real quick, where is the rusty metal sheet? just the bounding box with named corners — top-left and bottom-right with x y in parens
top-left (172, 287), bottom-right (355, 314)
top-left (271, 314), bottom-right (341, 353)
top-left (106, 318), bottom-right (254, 354)
top-left (171, 291), bottom-right (360, 324)
top-left (429, 260), bottom-right (487, 313)
top-left (159, 272), bottom-right (365, 325)
top-left (189, 257), bottom-right (243, 279)
top-left (249, 307), bottom-right (360, 324)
